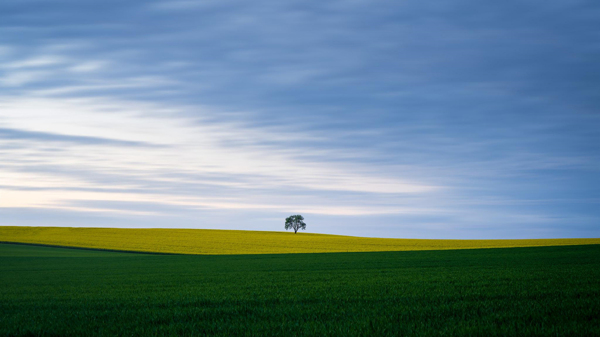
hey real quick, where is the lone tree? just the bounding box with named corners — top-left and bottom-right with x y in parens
top-left (285, 215), bottom-right (306, 234)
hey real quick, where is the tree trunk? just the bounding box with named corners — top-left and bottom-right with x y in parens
top-left (294, 228), bottom-right (298, 234)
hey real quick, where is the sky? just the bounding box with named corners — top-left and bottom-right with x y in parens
top-left (0, 0), bottom-right (598, 239)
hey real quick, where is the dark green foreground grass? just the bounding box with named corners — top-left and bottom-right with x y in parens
top-left (1, 243), bottom-right (599, 336)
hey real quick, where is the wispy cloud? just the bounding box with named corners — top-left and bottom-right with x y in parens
top-left (0, 93), bottom-right (438, 219)
top-left (0, 0), bottom-right (598, 238)
top-left (0, 127), bottom-right (160, 147)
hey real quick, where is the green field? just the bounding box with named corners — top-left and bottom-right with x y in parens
top-left (1, 243), bottom-right (599, 336)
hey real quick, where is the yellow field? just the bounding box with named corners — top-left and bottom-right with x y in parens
top-left (1, 226), bottom-right (599, 255)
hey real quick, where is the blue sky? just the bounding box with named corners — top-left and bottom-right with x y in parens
top-left (0, 0), bottom-right (598, 238)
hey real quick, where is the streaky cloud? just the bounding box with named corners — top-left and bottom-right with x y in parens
top-left (0, 0), bottom-right (597, 238)
top-left (0, 127), bottom-right (161, 147)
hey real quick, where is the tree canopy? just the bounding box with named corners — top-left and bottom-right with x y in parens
top-left (285, 215), bottom-right (306, 234)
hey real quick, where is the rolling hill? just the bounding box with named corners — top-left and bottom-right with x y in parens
top-left (1, 226), bottom-right (598, 254)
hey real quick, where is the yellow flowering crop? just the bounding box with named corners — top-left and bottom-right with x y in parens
top-left (1, 226), bottom-right (598, 255)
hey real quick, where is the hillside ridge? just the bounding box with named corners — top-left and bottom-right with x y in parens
top-left (1, 226), bottom-right (599, 255)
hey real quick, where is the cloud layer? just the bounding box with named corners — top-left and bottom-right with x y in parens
top-left (0, 0), bottom-right (598, 238)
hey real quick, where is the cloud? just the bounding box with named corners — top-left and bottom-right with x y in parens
top-left (68, 60), bottom-right (107, 73)
top-left (0, 69), bottom-right (53, 87)
top-left (2, 55), bottom-right (66, 69)
top-left (0, 93), bottom-right (439, 221)
top-left (0, 127), bottom-right (160, 147)
top-left (0, 0), bottom-right (598, 238)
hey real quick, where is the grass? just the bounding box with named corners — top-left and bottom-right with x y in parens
top-left (2, 226), bottom-right (599, 254)
top-left (1, 242), bottom-right (599, 336)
